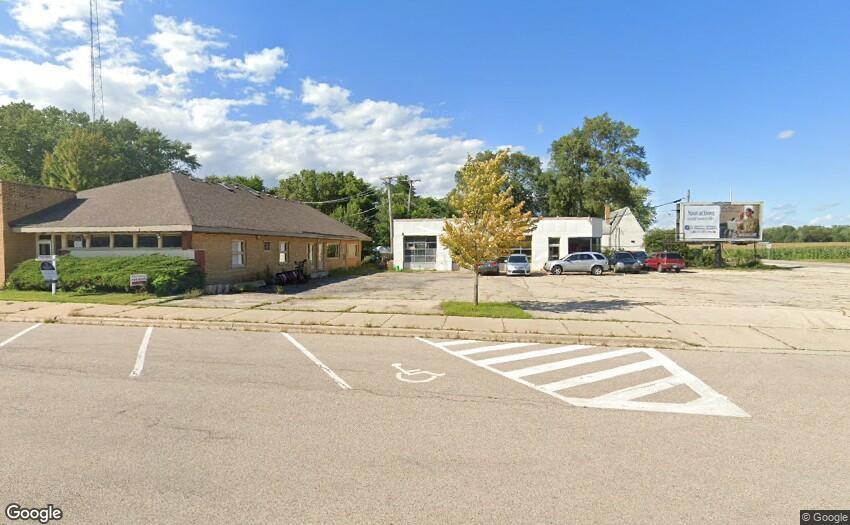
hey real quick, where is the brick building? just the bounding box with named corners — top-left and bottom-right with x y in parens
top-left (2, 173), bottom-right (369, 286)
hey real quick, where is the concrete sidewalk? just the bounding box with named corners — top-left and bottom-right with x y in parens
top-left (1, 299), bottom-right (848, 354)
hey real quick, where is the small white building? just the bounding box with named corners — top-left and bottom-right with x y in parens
top-left (601, 207), bottom-right (646, 251)
top-left (392, 217), bottom-right (604, 271)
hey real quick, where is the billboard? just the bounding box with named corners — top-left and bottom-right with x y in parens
top-left (677, 202), bottom-right (763, 242)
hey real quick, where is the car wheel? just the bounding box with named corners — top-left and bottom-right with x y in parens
top-left (674, 268), bottom-right (681, 273)
top-left (552, 265), bottom-right (563, 275)
top-left (591, 265), bottom-right (603, 276)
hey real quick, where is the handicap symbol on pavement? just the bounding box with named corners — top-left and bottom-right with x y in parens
top-left (392, 363), bottom-right (445, 384)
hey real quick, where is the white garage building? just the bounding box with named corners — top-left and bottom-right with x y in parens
top-left (392, 217), bottom-right (604, 272)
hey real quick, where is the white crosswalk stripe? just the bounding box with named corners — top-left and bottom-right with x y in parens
top-left (415, 338), bottom-right (749, 418)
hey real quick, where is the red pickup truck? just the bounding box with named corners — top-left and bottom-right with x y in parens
top-left (645, 252), bottom-right (686, 272)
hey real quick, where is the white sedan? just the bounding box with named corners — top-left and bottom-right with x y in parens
top-left (505, 254), bottom-right (531, 276)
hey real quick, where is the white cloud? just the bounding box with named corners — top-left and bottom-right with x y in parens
top-left (273, 86), bottom-right (293, 100)
top-left (216, 47), bottom-right (287, 83)
top-left (9, 0), bottom-right (122, 40)
top-left (0, 8), bottom-right (485, 195)
top-left (767, 203), bottom-right (797, 225)
top-left (777, 129), bottom-right (795, 140)
top-left (0, 33), bottom-right (48, 56)
top-left (813, 202), bottom-right (840, 212)
top-left (808, 214), bottom-right (833, 226)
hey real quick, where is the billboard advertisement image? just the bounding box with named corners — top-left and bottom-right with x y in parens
top-left (678, 202), bottom-right (762, 242)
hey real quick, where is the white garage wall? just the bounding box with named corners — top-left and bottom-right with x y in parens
top-left (393, 217), bottom-right (603, 271)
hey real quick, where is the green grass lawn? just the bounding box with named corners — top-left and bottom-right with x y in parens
top-left (441, 301), bottom-right (532, 319)
top-left (0, 289), bottom-right (152, 305)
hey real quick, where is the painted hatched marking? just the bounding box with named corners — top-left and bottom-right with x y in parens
top-left (416, 338), bottom-right (749, 418)
top-left (503, 347), bottom-right (644, 379)
top-left (455, 342), bottom-right (538, 356)
top-left (477, 345), bottom-right (590, 366)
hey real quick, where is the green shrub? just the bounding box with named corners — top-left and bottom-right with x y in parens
top-left (7, 255), bottom-right (204, 296)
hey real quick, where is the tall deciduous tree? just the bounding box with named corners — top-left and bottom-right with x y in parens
top-left (457, 150), bottom-right (543, 214)
top-left (41, 128), bottom-right (118, 190)
top-left (277, 170), bottom-right (380, 239)
top-left (540, 113), bottom-right (655, 227)
top-left (0, 102), bottom-right (199, 187)
top-left (441, 152), bottom-right (537, 305)
top-left (206, 174), bottom-right (267, 192)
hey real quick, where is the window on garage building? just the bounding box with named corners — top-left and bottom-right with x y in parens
top-left (548, 237), bottom-right (560, 259)
top-left (510, 236), bottom-right (532, 257)
top-left (114, 234), bottom-right (133, 248)
top-left (263, 241), bottom-right (271, 252)
top-left (231, 240), bottom-right (245, 267)
top-left (404, 236), bottom-right (437, 263)
top-left (326, 243), bottom-right (339, 259)
top-left (90, 235), bottom-right (109, 248)
top-left (279, 241), bottom-right (289, 264)
top-left (348, 243), bottom-right (358, 258)
top-left (307, 244), bottom-right (314, 262)
top-left (162, 235), bottom-right (182, 248)
top-left (568, 237), bottom-right (592, 254)
top-left (138, 234), bottom-right (158, 248)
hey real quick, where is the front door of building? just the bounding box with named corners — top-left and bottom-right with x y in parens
top-left (37, 236), bottom-right (53, 256)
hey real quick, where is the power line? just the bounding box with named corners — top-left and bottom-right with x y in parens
top-left (296, 186), bottom-right (380, 205)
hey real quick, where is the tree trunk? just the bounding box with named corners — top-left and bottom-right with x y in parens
top-left (473, 269), bottom-right (479, 306)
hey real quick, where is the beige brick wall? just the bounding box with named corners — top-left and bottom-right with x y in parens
top-left (191, 233), bottom-right (362, 285)
top-left (0, 182), bottom-right (76, 286)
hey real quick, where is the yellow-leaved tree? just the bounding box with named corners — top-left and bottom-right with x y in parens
top-left (441, 152), bottom-right (538, 305)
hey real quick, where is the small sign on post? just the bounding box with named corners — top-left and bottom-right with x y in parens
top-left (129, 273), bottom-right (148, 290)
top-left (37, 255), bottom-right (58, 295)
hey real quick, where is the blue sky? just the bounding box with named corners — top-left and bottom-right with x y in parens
top-left (1, 1), bottom-right (849, 226)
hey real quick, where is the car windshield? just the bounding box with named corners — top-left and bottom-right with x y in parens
top-left (665, 252), bottom-right (682, 259)
top-left (507, 255), bottom-right (527, 263)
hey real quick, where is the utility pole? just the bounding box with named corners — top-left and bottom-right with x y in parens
top-left (382, 176), bottom-right (395, 251)
top-left (407, 178), bottom-right (421, 214)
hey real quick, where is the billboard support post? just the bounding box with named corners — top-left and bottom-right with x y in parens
top-left (714, 242), bottom-right (722, 268)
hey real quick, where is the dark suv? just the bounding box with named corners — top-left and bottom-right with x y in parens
top-left (610, 251), bottom-right (643, 273)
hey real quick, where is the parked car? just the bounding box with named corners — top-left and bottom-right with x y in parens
top-left (476, 260), bottom-right (500, 275)
top-left (544, 252), bottom-right (610, 276)
top-left (645, 251), bottom-right (686, 272)
top-left (630, 250), bottom-right (648, 268)
top-left (610, 251), bottom-right (643, 273)
top-left (505, 254), bottom-right (531, 276)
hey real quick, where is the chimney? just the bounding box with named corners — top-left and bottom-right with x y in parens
top-left (604, 204), bottom-right (611, 222)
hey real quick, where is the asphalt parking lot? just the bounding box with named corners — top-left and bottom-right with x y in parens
top-left (1, 321), bottom-right (848, 524)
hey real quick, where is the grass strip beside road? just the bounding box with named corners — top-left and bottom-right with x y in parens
top-left (0, 289), bottom-right (152, 305)
top-left (441, 301), bottom-right (532, 319)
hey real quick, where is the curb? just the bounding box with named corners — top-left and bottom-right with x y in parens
top-left (0, 313), bottom-right (754, 352)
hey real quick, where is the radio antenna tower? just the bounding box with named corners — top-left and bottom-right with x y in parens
top-left (89, 0), bottom-right (105, 121)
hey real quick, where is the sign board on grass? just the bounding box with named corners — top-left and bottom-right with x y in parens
top-left (129, 274), bottom-right (148, 288)
top-left (37, 255), bottom-right (58, 282)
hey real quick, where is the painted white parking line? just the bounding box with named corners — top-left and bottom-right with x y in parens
top-left (0, 323), bottom-right (42, 347)
top-left (439, 339), bottom-right (480, 347)
top-left (282, 332), bottom-right (351, 390)
top-left (504, 347), bottom-right (644, 379)
top-left (456, 342), bottom-right (537, 357)
top-left (129, 327), bottom-right (153, 378)
top-left (477, 345), bottom-right (590, 366)
top-left (417, 338), bottom-right (749, 418)
top-left (594, 375), bottom-right (685, 402)
top-left (540, 359), bottom-right (660, 392)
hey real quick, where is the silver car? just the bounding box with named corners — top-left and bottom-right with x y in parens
top-left (505, 254), bottom-right (531, 276)
top-left (544, 251), bottom-right (610, 276)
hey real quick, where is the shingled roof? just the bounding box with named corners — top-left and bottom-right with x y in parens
top-left (13, 173), bottom-right (371, 241)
